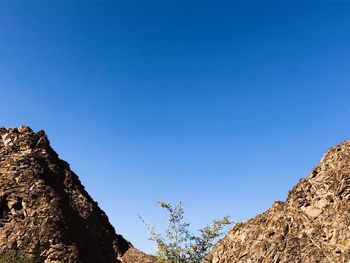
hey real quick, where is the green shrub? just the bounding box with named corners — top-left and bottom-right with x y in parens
top-left (140, 201), bottom-right (232, 263)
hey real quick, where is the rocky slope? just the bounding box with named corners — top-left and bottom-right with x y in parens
top-left (206, 140), bottom-right (350, 263)
top-left (0, 126), bottom-right (156, 263)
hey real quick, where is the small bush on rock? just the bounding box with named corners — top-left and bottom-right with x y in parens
top-left (140, 201), bottom-right (232, 263)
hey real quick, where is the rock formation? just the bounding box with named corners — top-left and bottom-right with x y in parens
top-left (0, 126), bottom-right (156, 263)
top-left (206, 140), bottom-right (350, 263)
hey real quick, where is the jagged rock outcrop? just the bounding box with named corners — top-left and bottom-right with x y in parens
top-left (206, 141), bottom-right (350, 263)
top-left (0, 126), bottom-right (157, 263)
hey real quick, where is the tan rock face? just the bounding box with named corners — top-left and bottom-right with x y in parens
top-left (0, 126), bottom-right (156, 263)
top-left (122, 248), bottom-right (158, 263)
top-left (206, 141), bottom-right (350, 263)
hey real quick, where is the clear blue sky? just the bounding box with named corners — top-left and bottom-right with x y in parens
top-left (1, 1), bottom-right (350, 253)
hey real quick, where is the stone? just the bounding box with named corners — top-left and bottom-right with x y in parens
top-left (206, 140), bottom-right (350, 263)
top-left (0, 126), bottom-right (157, 263)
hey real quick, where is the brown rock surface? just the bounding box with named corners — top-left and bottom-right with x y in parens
top-left (206, 140), bottom-right (350, 263)
top-left (0, 126), bottom-right (156, 263)
top-left (122, 248), bottom-right (158, 263)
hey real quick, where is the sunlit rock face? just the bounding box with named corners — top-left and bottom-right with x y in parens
top-left (0, 126), bottom-right (156, 263)
top-left (206, 140), bottom-right (350, 263)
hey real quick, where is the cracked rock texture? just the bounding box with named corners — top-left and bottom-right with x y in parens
top-left (0, 126), bottom-right (156, 263)
top-left (206, 140), bottom-right (350, 263)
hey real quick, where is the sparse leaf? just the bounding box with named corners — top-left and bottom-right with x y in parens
top-left (140, 201), bottom-right (232, 263)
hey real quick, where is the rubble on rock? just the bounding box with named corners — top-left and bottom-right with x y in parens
top-left (0, 126), bottom-right (157, 263)
top-left (206, 140), bottom-right (350, 263)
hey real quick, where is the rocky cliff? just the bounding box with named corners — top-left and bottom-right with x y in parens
top-left (206, 140), bottom-right (350, 263)
top-left (0, 126), bottom-right (156, 263)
